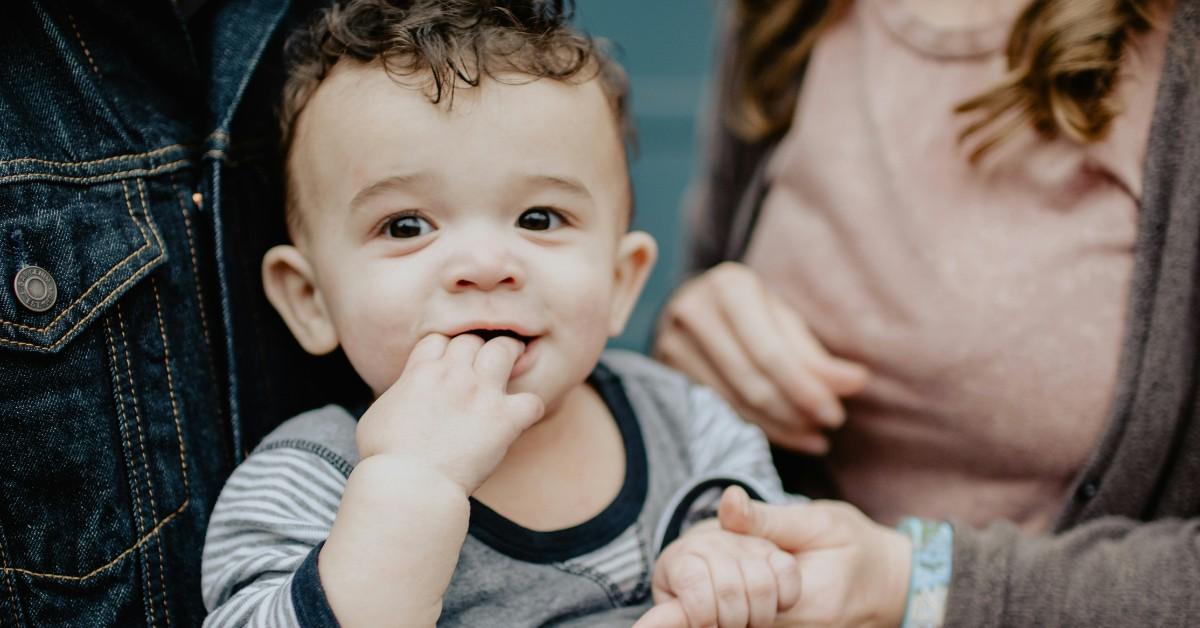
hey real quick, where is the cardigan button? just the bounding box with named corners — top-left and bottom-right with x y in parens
top-left (13, 265), bottom-right (57, 313)
top-left (1076, 479), bottom-right (1100, 501)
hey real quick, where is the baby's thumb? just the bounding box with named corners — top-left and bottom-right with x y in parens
top-left (503, 392), bottom-right (545, 431)
top-left (718, 486), bottom-right (824, 553)
top-left (632, 601), bottom-right (689, 628)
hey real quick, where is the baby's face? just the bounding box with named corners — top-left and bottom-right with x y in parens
top-left (281, 62), bottom-right (654, 408)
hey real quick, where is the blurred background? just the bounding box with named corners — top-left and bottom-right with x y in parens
top-left (574, 1), bottom-right (720, 352)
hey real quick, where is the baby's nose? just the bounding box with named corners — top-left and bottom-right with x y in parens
top-left (443, 244), bottom-right (524, 292)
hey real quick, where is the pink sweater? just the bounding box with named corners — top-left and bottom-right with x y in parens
top-left (743, 0), bottom-right (1167, 529)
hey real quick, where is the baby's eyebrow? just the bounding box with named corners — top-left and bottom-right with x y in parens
top-left (522, 174), bottom-right (593, 202)
top-left (348, 173), bottom-right (432, 212)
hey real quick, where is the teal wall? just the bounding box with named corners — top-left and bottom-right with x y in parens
top-left (574, 1), bottom-right (719, 352)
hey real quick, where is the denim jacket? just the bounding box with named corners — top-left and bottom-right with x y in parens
top-left (0, 2), bottom-right (363, 625)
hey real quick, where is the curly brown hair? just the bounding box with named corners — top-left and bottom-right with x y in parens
top-left (280, 0), bottom-right (631, 222)
top-left (730, 0), bottom-right (1167, 162)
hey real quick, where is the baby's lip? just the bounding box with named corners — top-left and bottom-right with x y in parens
top-left (442, 323), bottom-right (543, 344)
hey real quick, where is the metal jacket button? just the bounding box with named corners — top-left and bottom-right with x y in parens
top-left (13, 265), bottom-right (57, 313)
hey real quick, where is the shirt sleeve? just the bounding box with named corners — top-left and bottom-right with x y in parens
top-left (201, 447), bottom-right (346, 627)
top-left (654, 384), bottom-right (807, 553)
top-left (682, 384), bottom-right (793, 504)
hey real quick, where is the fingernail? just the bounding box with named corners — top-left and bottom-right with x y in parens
top-left (817, 403), bottom-right (843, 426)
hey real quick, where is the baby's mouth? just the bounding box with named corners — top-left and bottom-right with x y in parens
top-left (460, 329), bottom-right (535, 346)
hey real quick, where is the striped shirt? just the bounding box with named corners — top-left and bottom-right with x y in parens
top-left (201, 350), bottom-right (789, 627)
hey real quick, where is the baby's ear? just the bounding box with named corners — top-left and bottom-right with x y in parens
top-left (262, 245), bottom-right (339, 355)
top-left (608, 230), bottom-right (658, 337)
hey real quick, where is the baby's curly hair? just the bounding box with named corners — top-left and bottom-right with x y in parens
top-left (280, 0), bottom-right (631, 224)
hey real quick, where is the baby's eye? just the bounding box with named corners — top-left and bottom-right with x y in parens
top-left (386, 214), bottom-right (434, 238)
top-left (516, 207), bottom-right (565, 231)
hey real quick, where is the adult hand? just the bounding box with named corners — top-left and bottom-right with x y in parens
top-left (355, 333), bottom-right (545, 494)
top-left (634, 519), bottom-right (801, 628)
top-left (718, 487), bottom-right (912, 628)
top-left (654, 262), bottom-right (869, 454)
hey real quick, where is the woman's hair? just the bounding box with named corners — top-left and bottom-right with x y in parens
top-left (279, 0), bottom-right (629, 160)
top-left (730, 0), bottom-right (1163, 161)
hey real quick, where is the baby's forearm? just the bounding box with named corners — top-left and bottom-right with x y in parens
top-left (319, 454), bottom-right (471, 627)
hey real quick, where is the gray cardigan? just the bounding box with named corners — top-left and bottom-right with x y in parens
top-left (687, 2), bottom-right (1200, 625)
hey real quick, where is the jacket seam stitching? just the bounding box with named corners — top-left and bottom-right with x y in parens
top-left (104, 316), bottom-right (153, 613)
top-left (65, 10), bottom-right (101, 78)
top-left (115, 302), bottom-right (168, 627)
top-left (0, 144), bottom-right (186, 169)
top-left (0, 535), bottom-right (21, 627)
top-left (0, 160), bottom-right (192, 185)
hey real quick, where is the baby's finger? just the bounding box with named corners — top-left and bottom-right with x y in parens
top-left (768, 551), bottom-right (801, 611)
top-left (501, 392), bottom-right (544, 432)
top-left (738, 558), bottom-right (778, 628)
top-left (406, 333), bottom-right (449, 366)
top-left (474, 336), bottom-right (524, 382)
top-left (444, 333), bottom-right (484, 365)
top-left (705, 552), bottom-right (749, 628)
top-left (632, 601), bottom-right (690, 628)
top-left (665, 553), bottom-right (718, 628)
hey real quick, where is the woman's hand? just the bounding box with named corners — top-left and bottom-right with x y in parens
top-left (719, 487), bottom-right (912, 628)
top-left (654, 262), bottom-right (869, 454)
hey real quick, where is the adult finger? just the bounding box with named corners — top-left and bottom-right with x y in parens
top-left (474, 336), bottom-right (524, 383)
top-left (712, 269), bottom-right (846, 427)
top-left (717, 486), bottom-right (831, 553)
top-left (657, 330), bottom-right (830, 454)
top-left (739, 557), bottom-right (778, 628)
top-left (632, 601), bottom-right (690, 628)
top-left (769, 299), bottom-right (869, 398)
top-left (667, 308), bottom-right (801, 431)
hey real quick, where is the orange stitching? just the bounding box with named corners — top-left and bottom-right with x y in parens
top-left (0, 181), bottom-right (152, 332)
top-left (149, 280), bottom-right (184, 628)
top-left (130, 179), bottom-right (152, 245)
top-left (65, 11), bottom-right (101, 78)
top-left (0, 258), bottom-right (162, 351)
top-left (0, 536), bottom-right (20, 627)
top-left (0, 145), bottom-right (184, 169)
top-left (0, 499), bottom-right (189, 582)
top-left (0, 179), bottom-right (160, 334)
top-left (168, 174), bottom-right (214, 355)
top-left (0, 160), bottom-right (192, 186)
top-left (103, 317), bottom-right (153, 609)
top-left (151, 278), bottom-right (191, 495)
top-left (115, 305), bottom-right (164, 624)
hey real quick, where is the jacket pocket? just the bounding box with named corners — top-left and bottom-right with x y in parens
top-left (0, 168), bottom-right (186, 584)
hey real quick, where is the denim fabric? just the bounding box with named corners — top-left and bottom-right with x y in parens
top-left (0, 1), bottom-right (363, 625)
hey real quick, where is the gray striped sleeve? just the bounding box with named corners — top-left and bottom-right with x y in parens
top-left (684, 384), bottom-right (789, 503)
top-left (201, 447), bottom-right (347, 627)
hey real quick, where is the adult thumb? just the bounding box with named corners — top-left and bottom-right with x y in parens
top-left (717, 486), bottom-right (826, 553)
top-left (631, 601), bottom-right (689, 628)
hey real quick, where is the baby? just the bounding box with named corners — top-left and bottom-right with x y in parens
top-left (201, 1), bottom-right (800, 626)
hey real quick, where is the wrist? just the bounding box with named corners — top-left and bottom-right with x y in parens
top-left (878, 525), bottom-right (914, 628)
top-left (352, 453), bottom-right (471, 504)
